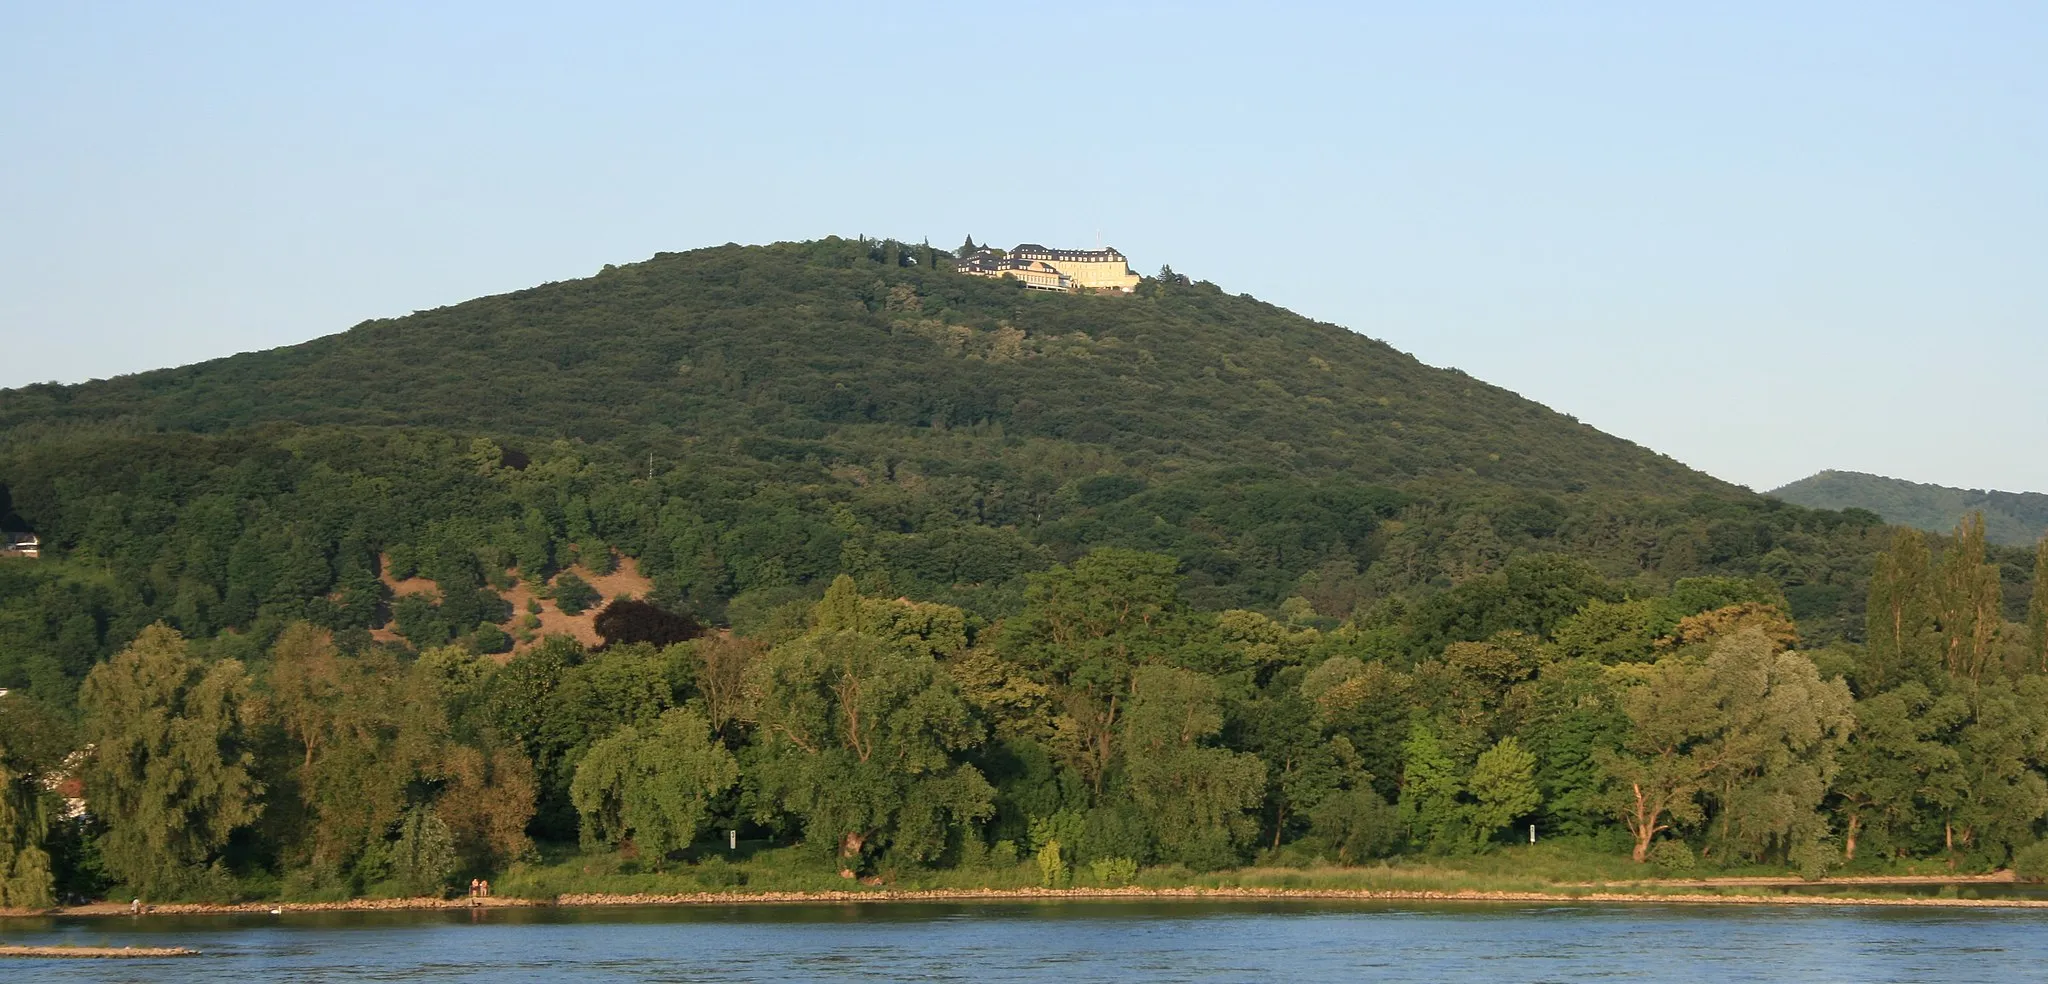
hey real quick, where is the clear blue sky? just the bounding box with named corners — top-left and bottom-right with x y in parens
top-left (3, 3), bottom-right (2043, 493)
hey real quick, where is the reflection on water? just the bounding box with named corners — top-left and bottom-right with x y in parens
top-left (4, 899), bottom-right (2047, 983)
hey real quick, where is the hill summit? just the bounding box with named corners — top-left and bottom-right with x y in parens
top-left (2, 237), bottom-right (1720, 499)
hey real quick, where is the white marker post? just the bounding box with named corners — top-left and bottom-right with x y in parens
top-left (729, 829), bottom-right (737, 851)
top-left (1529, 824), bottom-right (1536, 845)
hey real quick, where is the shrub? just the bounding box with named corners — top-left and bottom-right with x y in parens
top-left (1646, 838), bottom-right (1695, 874)
top-left (553, 573), bottom-right (599, 615)
top-left (392, 807), bottom-right (457, 897)
top-left (2012, 841), bottom-right (2048, 882)
top-left (593, 598), bottom-right (704, 648)
top-left (467, 622), bottom-right (513, 655)
top-left (1088, 856), bottom-right (1138, 887)
top-left (1036, 840), bottom-right (1070, 889)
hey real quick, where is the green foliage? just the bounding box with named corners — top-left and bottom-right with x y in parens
top-left (1036, 839), bottom-right (1069, 888)
top-left (1309, 788), bottom-right (1400, 864)
top-left (390, 806), bottom-right (458, 897)
top-left (552, 573), bottom-right (599, 616)
top-left (749, 581), bottom-right (994, 868)
top-left (1088, 855), bottom-right (1138, 886)
top-left (1645, 838), bottom-right (1695, 874)
top-left (569, 708), bottom-right (739, 862)
top-left (1120, 665), bottom-right (1267, 870)
top-left (1774, 470), bottom-right (2048, 548)
top-left (1466, 737), bottom-right (1540, 845)
top-left (2012, 840), bottom-right (2048, 883)
top-left (3, 238), bottom-right (2046, 894)
top-left (80, 623), bottom-right (263, 897)
top-left (1397, 724), bottom-right (1463, 852)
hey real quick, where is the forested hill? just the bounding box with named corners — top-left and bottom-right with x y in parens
top-left (1, 237), bottom-right (1717, 497)
top-left (0, 236), bottom-right (1932, 695)
top-left (10, 236), bottom-right (2048, 908)
top-left (1772, 471), bottom-right (2048, 548)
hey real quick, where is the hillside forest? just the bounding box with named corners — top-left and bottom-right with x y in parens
top-left (2, 238), bottom-right (2047, 906)
top-left (1773, 470), bottom-right (2048, 548)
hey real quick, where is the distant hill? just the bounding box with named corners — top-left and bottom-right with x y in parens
top-left (1771, 470), bottom-right (2048, 547)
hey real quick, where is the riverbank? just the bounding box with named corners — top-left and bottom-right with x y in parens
top-left (0, 944), bottom-right (200, 958)
top-left (8, 878), bottom-right (2048, 919)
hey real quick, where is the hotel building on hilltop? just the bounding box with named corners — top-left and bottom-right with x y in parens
top-left (954, 244), bottom-right (1142, 293)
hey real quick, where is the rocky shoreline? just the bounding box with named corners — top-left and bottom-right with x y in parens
top-left (0, 944), bottom-right (201, 958)
top-left (6, 882), bottom-right (2048, 920)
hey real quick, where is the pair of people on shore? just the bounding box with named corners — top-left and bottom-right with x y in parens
top-left (468, 878), bottom-right (492, 901)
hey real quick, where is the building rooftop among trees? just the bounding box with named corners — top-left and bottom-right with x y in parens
top-left (956, 243), bottom-right (1142, 293)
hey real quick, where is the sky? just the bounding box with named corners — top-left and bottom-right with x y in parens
top-left (2, 2), bottom-right (2043, 493)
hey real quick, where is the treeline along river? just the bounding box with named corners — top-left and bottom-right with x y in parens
top-left (6, 900), bottom-right (2048, 982)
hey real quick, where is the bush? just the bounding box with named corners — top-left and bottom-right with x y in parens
top-left (987, 840), bottom-right (1019, 869)
top-left (1088, 856), bottom-right (1138, 887)
top-left (1790, 837), bottom-right (1840, 882)
top-left (1645, 838), bottom-right (1695, 874)
top-left (467, 622), bottom-right (513, 655)
top-left (1309, 789), bottom-right (1399, 864)
top-left (593, 598), bottom-right (704, 648)
top-left (1036, 840), bottom-right (1070, 888)
top-left (391, 807), bottom-right (457, 898)
top-left (553, 573), bottom-right (600, 615)
top-left (2012, 841), bottom-right (2048, 883)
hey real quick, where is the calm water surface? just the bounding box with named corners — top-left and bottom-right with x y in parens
top-left (4, 899), bottom-right (2045, 983)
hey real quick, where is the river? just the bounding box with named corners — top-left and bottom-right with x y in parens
top-left (5, 899), bottom-right (2046, 982)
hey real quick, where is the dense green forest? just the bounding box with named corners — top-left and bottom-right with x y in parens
top-left (1773, 470), bottom-right (2048, 548)
top-left (1, 237), bottom-right (2046, 906)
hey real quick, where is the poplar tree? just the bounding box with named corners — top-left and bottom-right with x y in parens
top-left (1863, 528), bottom-right (1935, 692)
top-left (81, 623), bottom-right (263, 896)
top-left (1934, 514), bottom-right (2002, 682)
top-left (2028, 537), bottom-right (2048, 675)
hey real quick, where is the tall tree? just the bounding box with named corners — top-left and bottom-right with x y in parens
top-left (1863, 528), bottom-right (1937, 692)
top-left (1002, 549), bottom-right (1195, 795)
top-left (268, 624), bottom-right (411, 871)
top-left (0, 738), bottom-right (55, 908)
top-left (1119, 665), bottom-right (1266, 869)
top-left (570, 708), bottom-right (738, 861)
top-left (750, 577), bottom-right (993, 870)
top-left (1832, 682), bottom-right (1966, 861)
top-left (80, 623), bottom-right (263, 895)
top-left (1599, 628), bottom-right (1852, 865)
top-left (1465, 737), bottom-right (1540, 846)
top-left (1934, 514), bottom-right (2002, 682)
top-left (2028, 537), bottom-right (2048, 675)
